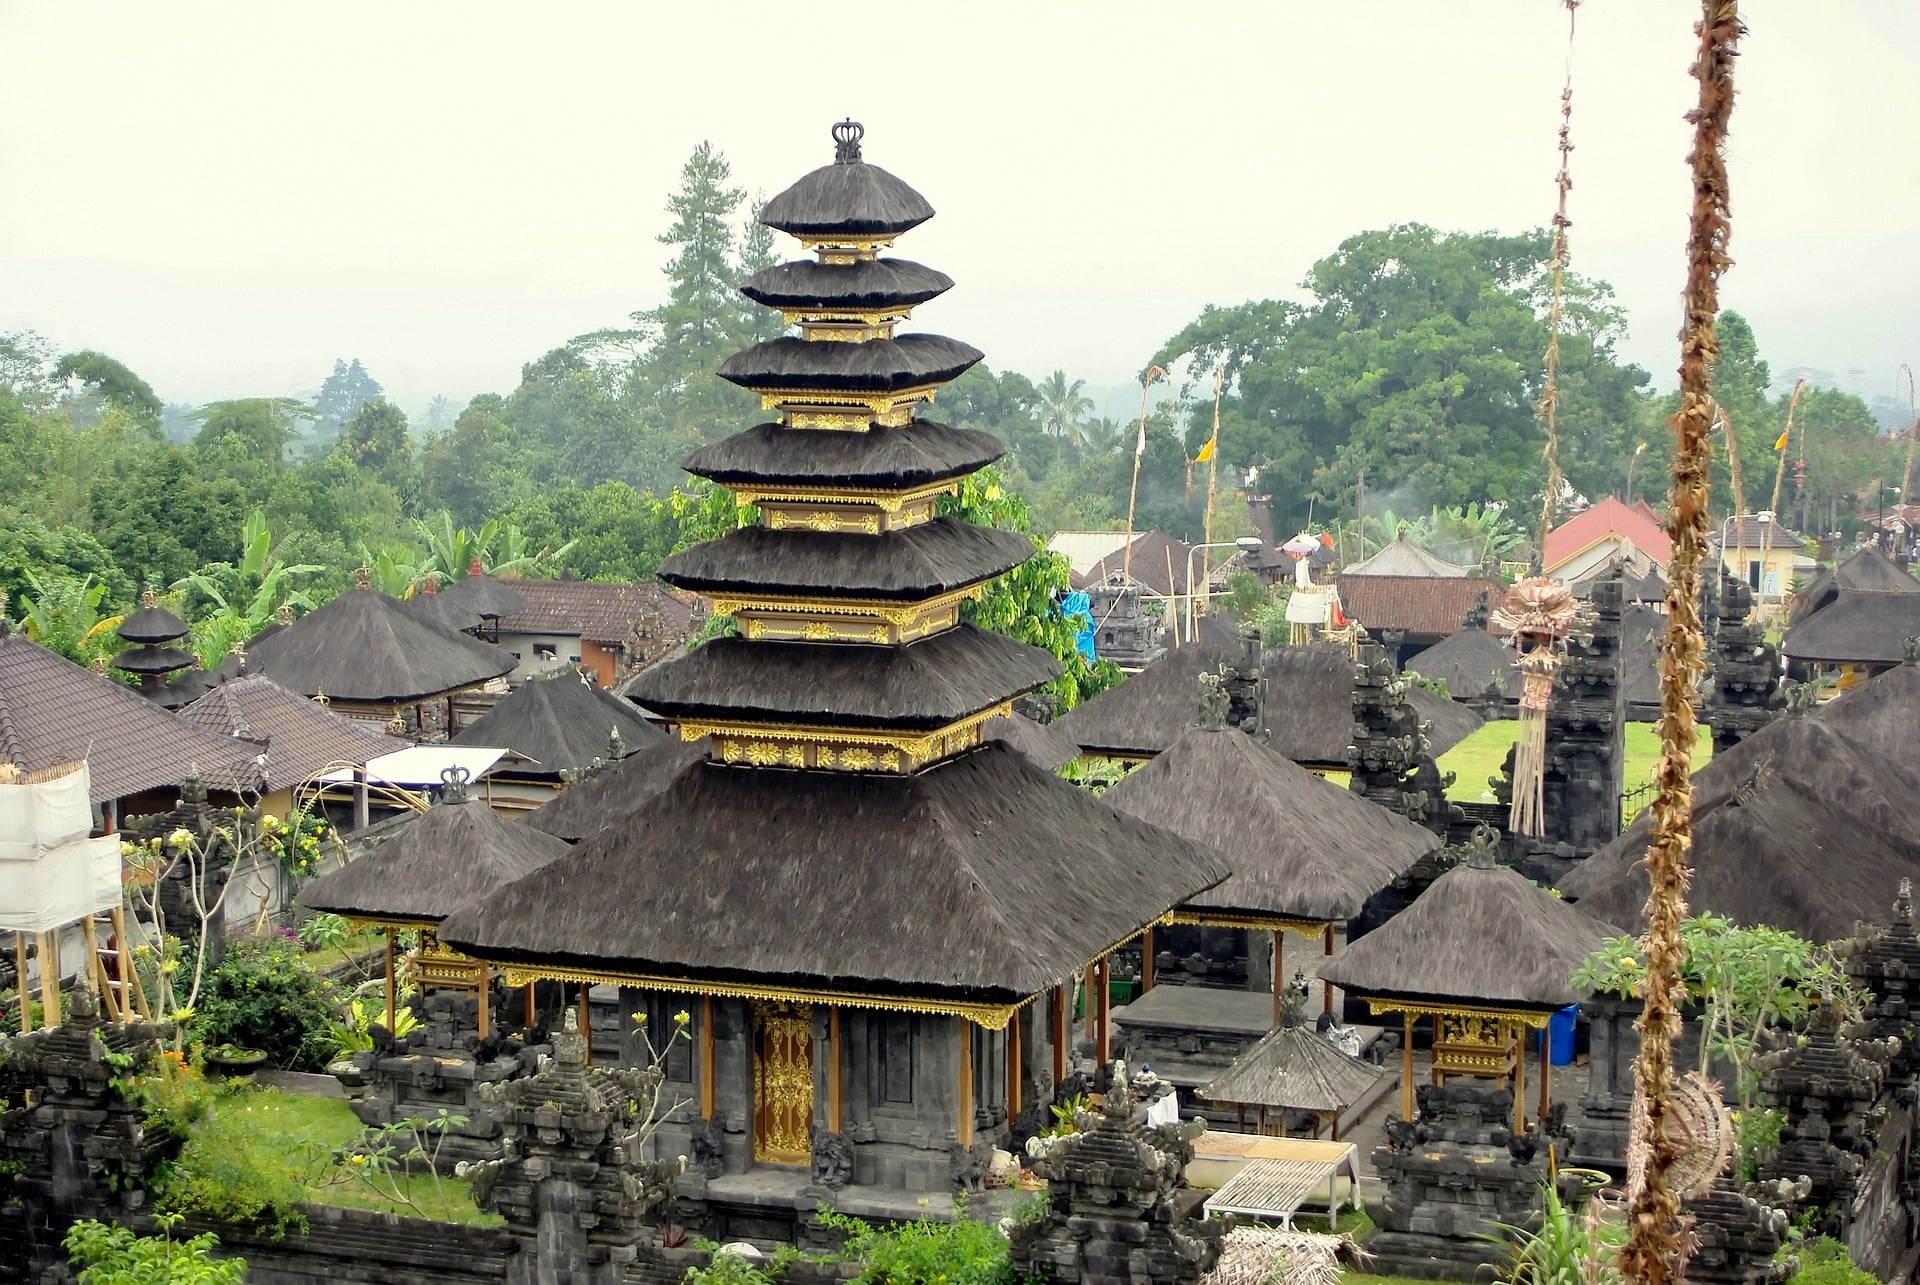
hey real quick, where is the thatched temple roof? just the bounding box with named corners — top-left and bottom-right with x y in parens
top-left (1103, 725), bottom-right (1437, 923)
top-left (1202, 1023), bottom-right (1384, 1113)
top-left (441, 742), bottom-right (1230, 1005)
top-left (718, 334), bottom-right (982, 395)
top-left (180, 674), bottom-right (406, 789)
top-left (657, 519), bottom-right (1033, 601)
top-left (741, 258), bottom-right (953, 312)
top-left (1406, 627), bottom-right (1519, 701)
top-left (683, 419), bottom-right (1005, 491)
top-left (1791, 545), bottom-right (1916, 624)
top-left (523, 735), bottom-right (709, 843)
top-left (981, 711), bottom-right (1079, 771)
top-left (1781, 588), bottom-right (1920, 667)
top-left (117, 602), bottom-right (190, 646)
top-left (246, 583), bottom-right (513, 703)
top-left (299, 787), bottom-right (570, 925)
top-left (759, 146), bottom-right (935, 237)
top-left (1320, 849), bottom-right (1619, 1012)
top-left (1405, 685), bottom-right (1483, 757)
top-left (1559, 709), bottom-right (1920, 941)
top-left (449, 671), bottom-right (663, 777)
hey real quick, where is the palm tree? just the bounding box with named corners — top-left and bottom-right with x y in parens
top-left (1081, 417), bottom-right (1123, 457)
top-left (1035, 370), bottom-right (1095, 446)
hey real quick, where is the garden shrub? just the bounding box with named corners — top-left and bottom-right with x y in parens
top-left (65, 1215), bottom-right (246, 1284)
top-left (1784, 1236), bottom-right (1876, 1285)
top-left (188, 933), bottom-right (340, 1070)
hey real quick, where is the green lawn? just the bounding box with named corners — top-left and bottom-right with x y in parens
top-left (195, 1086), bottom-right (498, 1225)
top-left (1438, 719), bottom-right (1713, 823)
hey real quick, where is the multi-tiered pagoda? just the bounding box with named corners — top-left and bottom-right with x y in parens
top-left (441, 123), bottom-right (1224, 1228)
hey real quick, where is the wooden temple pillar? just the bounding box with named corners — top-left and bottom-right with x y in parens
top-left (1401, 1012), bottom-right (1416, 1121)
top-left (1081, 963), bottom-right (1096, 1044)
top-left (1139, 926), bottom-right (1155, 993)
top-left (1006, 1008), bottom-right (1022, 1120)
top-left (700, 996), bottom-right (717, 1120)
top-left (1051, 982), bottom-right (1068, 1086)
top-left (13, 933), bottom-right (30, 1033)
top-left (1093, 956), bottom-right (1111, 1067)
top-left (576, 983), bottom-right (591, 1043)
top-left (1272, 929), bottom-right (1285, 1026)
top-left (384, 928), bottom-right (398, 1030)
top-left (956, 1017), bottom-right (974, 1148)
top-left (826, 1006), bottom-right (843, 1133)
top-left (1322, 924), bottom-right (1335, 1015)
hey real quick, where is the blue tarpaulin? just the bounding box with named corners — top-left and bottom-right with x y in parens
top-left (1060, 591), bottom-right (1094, 660)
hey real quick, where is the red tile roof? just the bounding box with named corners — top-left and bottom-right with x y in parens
top-left (1543, 497), bottom-right (1672, 573)
top-left (1333, 575), bottom-right (1507, 641)
top-left (494, 580), bottom-right (697, 646)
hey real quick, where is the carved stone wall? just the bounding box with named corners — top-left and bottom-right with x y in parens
top-left (1706, 574), bottom-right (1782, 754)
top-left (1520, 572), bottom-right (1624, 884)
top-left (1086, 580), bottom-right (1166, 670)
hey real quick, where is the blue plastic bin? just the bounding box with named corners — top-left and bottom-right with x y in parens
top-left (1543, 1004), bottom-right (1579, 1066)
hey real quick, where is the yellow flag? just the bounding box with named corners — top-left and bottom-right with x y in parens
top-left (1194, 437), bottom-right (1216, 463)
top-left (1774, 431), bottom-right (1789, 451)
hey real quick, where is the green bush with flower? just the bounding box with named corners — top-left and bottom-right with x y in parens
top-left (259, 805), bottom-right (332, 885)
top-left (188, 934), bottom-right (341, 1071)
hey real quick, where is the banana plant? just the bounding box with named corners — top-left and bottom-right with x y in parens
top-left (173, 510), bottom-right (321, 632)
top-left (15, 570), bottom-right (121, 666)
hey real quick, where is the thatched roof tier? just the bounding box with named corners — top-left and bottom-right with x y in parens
top-left (299, 789), bottom-right (571, 925)
top-left (1781, 589), bottom-right (1920, 666)
top-left (1336, 575), bottom-right (1507, 641)
top-left (435, 572), bottom-right (528, 618)
top-left (111, 646), bottom-right (195, 676)
top-left (1405, 627), bottom-right (1519, 701)
top-left (625, 624), bottom-right (1057, 731)
top-left (1320, 851), bottom-right (1619, 1013)
top-left (981, 712), bottom-right (1079, 771)
top-left (718, 334), bottom-right (981, 395)
top-left (117, 603), bottom-right (190, 645)
top-left (656, 518), bottom-right (1034, 602)
top-left (245, 584), bottom-right (513, 704)
top-left (1102, 726), bottom-right (1436, 924)
top-left (0, 630), bottom-right (262, 803)
top-left (1051, 642), bottom-right (1355, 766)
top-left (523, 736), bottom-right (709, 842)
top-left (1791, 546), bottom-right (1916, 624)
top-left (1559, 712), bottom-right (1920, 942)
top-left (1813, 657), bottom-right (1920, 760)
top-left (683, 420), bottom-right (1005, 492)
top-left (740, 259), bottom-right (953, 312)
top-left (449, 671), bottom-right (663, 776)
top-left (1201, 1024), bottom-right (1384, 1114)
top-left (440, 742), bottom-right (1231, 1006)
top-left (1406, 685), bottom-right (1483, 757)
top-left (759, 150), bottom-right (935, 238)
top-left (180, 673), bottom-right (406, 789)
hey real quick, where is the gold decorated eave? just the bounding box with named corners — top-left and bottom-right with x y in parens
top-left (713, 583), bottom-right (983, 645)
top-left (800, 234), bottom-right (896, 263)
top-left (727, 476), bottom-right (958, 531)
top-left (766, 384), bottom-right (943, 430)
top-left (1360, 996), bottom-right (1554, 1029)
top-left (680, 699), bottom-right (1013, 774)
top-left (1166, 909), bottom-right (1332, 938)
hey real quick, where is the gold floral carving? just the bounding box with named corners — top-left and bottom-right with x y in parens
top-left (753, 1001), bottom-right (815, 1164)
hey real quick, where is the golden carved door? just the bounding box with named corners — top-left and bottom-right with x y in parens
top-left (752, 1001), bottom-right (814, 1164)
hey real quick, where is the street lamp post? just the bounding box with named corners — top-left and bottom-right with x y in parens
top-left (1184, 537), bottom-right (1266, 644)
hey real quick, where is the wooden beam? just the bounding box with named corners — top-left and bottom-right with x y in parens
top-left (957, 1017), bottom-right (974, 1148)
top-left (700, 995), bottom-right (716, 1120)
top-left (1513, 1022), bottom-right (1527, 1134)
top-left (1539, 1022), bottom-right (1552, 1127)
top-left (1140, 926), bottom-right (1155, 993)
top-left (1322, 924), bottom-right (1335, 1014)
top-left (1051, 983), bottom-right (1068, 1086)
top-left (1272, 929), bottom-right (1284, 1027)
top-left (477, 970), bottom-right (491, 1040)
top-left (38, 931), bottom-right (60, 1028)
top-left (1401, 1012), bottom-right (1416, 1122)
top-left (1006, 1009), bottom-right (1022, 1120)
top-left (1094, 957), bottom-right (1111, 1067)
top-left (81, 917), bottom-right (117, 1021)
top-left (576, 982), bottom-right (590, 1044)
top-left (1082, 963), bottom-right (1096, 1044)
top-left (384, 929), bottom-right (397, 1031)
top-left (827, 1006), bottom-right (843, 1133)
top-left (112, 908), bottom-right (148, 1018)
top-left (524, 982), bottom-right (536, 1031)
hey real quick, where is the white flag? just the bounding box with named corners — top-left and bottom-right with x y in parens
top-left (1135, 417), bottom-right (1147, 457)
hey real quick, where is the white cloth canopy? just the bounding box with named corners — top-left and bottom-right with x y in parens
top-left (0, 763), bottom-right (121, 933)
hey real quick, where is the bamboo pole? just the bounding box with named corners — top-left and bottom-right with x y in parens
top-left (1534, 0), bottom-right (1579, 561)
top-left (1123, 367), bottom-right (1167, 579)
top-left (1166, 546), bottom-right (1179, 646)
top-left (1901, 367), bottom-right (1919, 540)
top-left (1622, 7), bottom-right (1742, 1282)
top-left (81, 917), bottom-right (118, 1021)
top-left (15, 933), bottom-right (31, 1033)
top-left (38, 931), bottom-right (60, 1027)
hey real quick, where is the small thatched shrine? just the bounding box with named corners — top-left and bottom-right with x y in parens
top-left (438, 123), bottom-right (1226, 1226)
top-left (448, 669), bottom-right (662, 807)
top-left (1200, 977), bottom-right (1383, 1139)
top-left (110, 589), bottom-right (196, 705)
top-left (1781, 587), bottom-right (1920, 687)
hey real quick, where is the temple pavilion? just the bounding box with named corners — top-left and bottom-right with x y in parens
top-left (441, 123), bottom-right (1226, 1225)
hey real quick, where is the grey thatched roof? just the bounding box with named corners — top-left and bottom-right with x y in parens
top-left (523, 735), bottom-right (709, 842)
top-left (1342, 538), bottom-right (1474, 578)
top-left (1053, 642), bottom-right (1355, 766)
top-left (1102, 725), bottom-right (1437, 923)
top-left (0, 631), bottom-right (263, 803)
top-left (441, 742), bottom-right (1231, 1005)
top-left (741, 259), bottom-right (952, 312)
top-left (246, 584), bottom-right (514, 703)
top-left (117, 604), bottom-right (190, 645)
top-left (449, 671), bottom-right (663, 776)
top-left (1792, 546), bottom-right (1917, 623)
top-left (657, 519), bottom-right (1033, 601)
top-left (625, 624), bottom-right (1057, 731)
top-left (1781, 589), bottom-right (1920, 666)
top-left (760, 153), bottom-right (935, 238)
top-left (112, 646), bottom-right (194, 676)
top-left (718, 335), bottom-right (981, 394)
top-left (1559, 710), bottom-right (1920, 942)
top-left (1407, 627), bottom-right (1519, 701)
top-left (1201, 1024), bottom-right (1384, 1113)
top-left (180, 674), bottom-right (407, 790)
top-left (1406, 685), bottom-right (1483, 757)
top-left (981, 712), bottom-right (1079, 771)
top-left (1320, 853), bottom-right (1620, 1012)
top-left (1813, 658), bottom-right (1920, 760)
top-left (299, 791), bottom-right (571, 925)
top-left (683, 420), bottom-right (1005, 491)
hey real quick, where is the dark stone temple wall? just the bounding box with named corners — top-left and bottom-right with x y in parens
top-left (1518, 573), bottom-right (1626, 884)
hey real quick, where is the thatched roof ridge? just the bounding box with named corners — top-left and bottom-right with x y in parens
top-left (1781, 589), bottom-right (1920, 666)
top-left (1320, 854), bottom-right (1619, 1011)
top-left (1406, 685), bottom-right (1483, 757)
top-left (718, 335), bottom-right (981, 394)
top-left (1201, 1025), bottom-right (1384, 1113)
top-left (449, 671), bottom-right (663, 776)
top-left (740, 258), bottom-right (953, 311)
top-left (435, 572), bottom-right (528, 618)
top-left (684, 419), bottom-right (1005, 491)
top-left (299, 793), bottom-right (571, 924)
top-left (1406, 627), bottom-right (1519, 701)
top-left (625, 624), bottom-right (1057, 730)
top-left (981, 712), bottom-right (1079, 771)
top-left (657, 519), bottom-right (1033, 601)
top-left (1102, 726), bottom-right (1436, 922)
top-left (441, 743), bottom-right (1230, 1004)
top-left (523, 735), bottom-right (709, 842)
top-left (245, 585), bottom-right (514, 703)
top-left (1559, 711), bottom-right (1920, 941)
top-left (760, 157), bottom-right (935, 238)
top-left (1342, 538), bottom-right (1474, 578)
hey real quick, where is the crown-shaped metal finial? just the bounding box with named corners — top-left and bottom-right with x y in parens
top-left (833, 119), bottom-right (864, 164)
top-left (440, 764), bottom-right (472, 803)
top-left (140, 585), bottom-right (158, 609)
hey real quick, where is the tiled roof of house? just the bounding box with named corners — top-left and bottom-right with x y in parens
top-left (1071, 531), bottom-right (1200, 598)
top-left (1334, 575), bottom-right (1507, 641)
top-left (1718, 516), bottom-right (1810, 551)
top-left (1342, 537), bottom-right (1475, 578)
top-left (180, 674), bottom-right (407, 791)
top-left (0, 630), bottom-right (263, 803)
top-left (494, 579), bottom-right (697, 646)
top-left (1544, 497), bottom-right (1672, 573)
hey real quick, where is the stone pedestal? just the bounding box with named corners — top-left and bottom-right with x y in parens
top-left (1086, 580), bottom-right (1165, 670)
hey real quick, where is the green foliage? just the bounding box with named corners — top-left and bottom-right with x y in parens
top-left (12, 568), bottom-right (121, 666)
top-left (309, 358), bottom-right (382, 443)
top-left (335, 397), bottom-right (412, 473)
top-left (1493, 1180), bottom-right (1620, 1284)
top-left (1782, 1236), bottom-right (1876, 1285)
top-left (65, 1215), bottom-right (246, 1284)
top-left (160, 1089), bottom-right (312, 1239)
top-left (1571, 915), bottom-right (1853, 1106)
top-left (326, 998), bottom-right (419, 1057)
top-left (297, 913), bottom-right (352, 953)
top-left (814, 1201), bottom-right (1018, 1284)
top-left (188, 934), bottom-right (341, 1072)
top-left (1734, 1107), bottom-right (1784, 1182)
top-left (52, 350), bottom-right (164, 428)
top-left (314, 1110), bottom-right (470, 1219)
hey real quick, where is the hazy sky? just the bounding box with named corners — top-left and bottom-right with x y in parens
top-left (3, 2), bottom-right (1916, 419)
